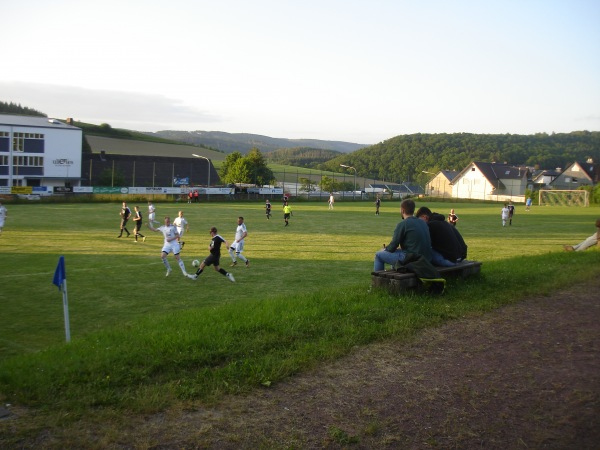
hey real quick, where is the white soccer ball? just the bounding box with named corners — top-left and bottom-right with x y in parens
top-left (192, 259), bottom-right (200, 267)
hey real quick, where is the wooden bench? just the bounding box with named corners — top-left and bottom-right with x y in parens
top-left (371, 260), bottom-right (482, 294)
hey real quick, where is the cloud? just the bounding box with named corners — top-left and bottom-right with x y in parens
top-left (0, 81), bottom-right (221, 130)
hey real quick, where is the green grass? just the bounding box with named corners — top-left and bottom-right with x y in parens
top-left (0, 201), bottom-right (599, 423)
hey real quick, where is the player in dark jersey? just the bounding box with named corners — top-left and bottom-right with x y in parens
top-left (189, 227), bottom-right (235, 282)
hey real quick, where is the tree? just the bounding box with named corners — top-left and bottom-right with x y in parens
top-left (219, 148), bottom-right (274, 186)
top-left (245, 148), bottom-right (274, 186)
top-left (219, 152), bottom-right (243, 184)
top-left (299, 177), bottom-right (316, 193)
top-left (320, 176), bottom-right (346, 193)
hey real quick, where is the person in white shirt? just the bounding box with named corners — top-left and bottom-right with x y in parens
top-left (228, 216), bottom-right (250, 267)
top-left (501, 204), bottom-right (510, 227)
top-left (147, 201), bottom-right (158, 225)
top-left (173, 210), bottom-right (189, 249)
top-left (328, 193), bottom-right (335, 210)
top-left (148, 216), bottom-right (190, 277)
top-left (0, 202), bottom-right (7, 235)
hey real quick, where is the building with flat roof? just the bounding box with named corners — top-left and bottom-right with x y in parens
top-left (0, 114), bottom-right (83, 189)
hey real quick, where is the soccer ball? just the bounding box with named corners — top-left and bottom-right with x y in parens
top-left (192, 259), bottom-right (200, 267)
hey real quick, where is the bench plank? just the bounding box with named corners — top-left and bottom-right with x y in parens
top-left (371, 261), bottom-right (482, 294)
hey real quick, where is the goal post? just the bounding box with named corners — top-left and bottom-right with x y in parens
top-left (538, 190), bottom-right (589, 207)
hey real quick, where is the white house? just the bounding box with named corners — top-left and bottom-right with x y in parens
top-left (451, 161), bottom-right (528, 202)
top-left (0, 115), bottom-right (82, 193)
top-left (425, 170), bottom-right (459, 198)
top-left (530, 168), bottom-right (562, 188)
top-left (550, 160), bottom-right (598, 190)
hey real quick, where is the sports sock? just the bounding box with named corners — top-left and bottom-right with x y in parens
top-left (219, 268), bottom-right (228, 276)
top-left (178, 259), bottom-right (186, 274)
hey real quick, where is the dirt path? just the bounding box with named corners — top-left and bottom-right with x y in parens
top-left (113, 279), bottom-right (599, 449)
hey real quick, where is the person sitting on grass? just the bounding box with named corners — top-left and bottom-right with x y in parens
top-left (563, 219), bottom-right (600, 252)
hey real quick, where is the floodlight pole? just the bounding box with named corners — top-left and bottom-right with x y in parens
top-left (192, 154), bottom-right (211, 200)
top-left (340, 164), bottom-right (357, 200)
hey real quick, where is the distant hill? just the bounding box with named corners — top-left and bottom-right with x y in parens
top-left (147, 130), bottom-right (368, 154)
top-left (264, 147), bottom-right (343, 168)
top-left (85, 136), bottom-right (226, 161)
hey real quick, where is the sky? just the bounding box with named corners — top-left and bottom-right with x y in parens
top-left (1, 0), bottom-right (599, 144)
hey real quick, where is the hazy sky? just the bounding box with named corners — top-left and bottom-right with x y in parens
top-left (1, 0), bottom-right (599, 144)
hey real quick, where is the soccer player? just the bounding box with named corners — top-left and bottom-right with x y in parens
top-left (0, 201), bottom-right (7, 235)
top-left (501, 204), bottom-right (510, 227)
top-left (283, 201), bottom-right (292, 226)
top-left (117, 201), bottom-right (131, 238)
top-left (328, 193), bottom-right (334, 210)
top-left (148, 216), bottom-right (190, 277)
top-left (375, 196), bottom-right (381, 215)
top-left (132, 206), bottom-right (146, 243)
top-left (189, 227), bottom-right (235, 282)
top-left (229, 216), bottom-right (249, 267)
top-left (507, 201), bottom-right (515, 225)
top-left (173, 210), bottom-right (189, 249)
top-left (448, 208), bottom-right (459, 227)
top-left (265, 199), bottom-right (272, 220)
top-left (147, 200), bottom-right (158, 225)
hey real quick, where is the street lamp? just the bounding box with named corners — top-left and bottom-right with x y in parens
top-left (340, 164), bottom-right (357, 200)
top-left (192, 154), bottom-right (211, 199)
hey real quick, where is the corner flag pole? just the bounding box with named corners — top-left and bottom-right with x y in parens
top-left (53, 256), bottom-right (71, 343)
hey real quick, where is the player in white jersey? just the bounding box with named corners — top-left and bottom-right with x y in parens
top-left (173, 210), bottom-right (189, 249)
top-left (228, 216), bottom-right (249, 267)
top-left (148, 216), bottom-right (190, 277)
top-left (0, 201), bottom-right (7, 235)
top-left (147, 201), bottom-right (158, 225)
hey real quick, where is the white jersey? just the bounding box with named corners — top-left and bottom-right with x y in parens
top-left (158, 225), bottom-right (181, 255)
top-left (234, 223), bottom-right (247, 243)
top-left (0, 205), bottom-right (6, 227)
top-left (231, 223), bottom-right (247, 253)
top-left (173, 216), bottom-right (188, 236)
top-left (148, 204), bottom-right (156, 221)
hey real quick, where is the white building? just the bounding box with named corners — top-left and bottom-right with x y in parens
top-left (451, 161), bottom-right (528, 202)
top-left (0, 115), bottom-right (82, 192)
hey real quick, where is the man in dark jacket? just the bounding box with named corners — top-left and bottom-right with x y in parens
top-left (416, 207), bottom-right (467, 266)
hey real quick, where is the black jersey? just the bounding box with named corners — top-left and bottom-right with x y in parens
top-left (210, 234), bottom-right (226, 256)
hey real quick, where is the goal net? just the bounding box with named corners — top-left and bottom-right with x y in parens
top-left (538, 190), bottom-right (589, 207)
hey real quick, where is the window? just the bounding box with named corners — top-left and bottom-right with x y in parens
top-left (13, 132), bottom-right (44, 152)
top-left (12, 155), bottom-right (44, 167)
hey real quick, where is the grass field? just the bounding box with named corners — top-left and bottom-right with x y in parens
top-left (0, 199), bottom-right (599, 437)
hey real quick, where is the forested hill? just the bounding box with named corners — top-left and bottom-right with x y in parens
top-left (265, 147), bottom-right (342, 168)
top-left (149, 130), bottom-right (367, 154)
top-left (0, 101), bottom-right (46, 117)
top-left (321, 132), bottom-right (600, 185)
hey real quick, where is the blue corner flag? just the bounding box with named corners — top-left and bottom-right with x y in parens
top-left (53, 255), bottom-right (66, 291)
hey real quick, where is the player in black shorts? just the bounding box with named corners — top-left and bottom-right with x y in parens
top-left (189, 227), bottom-right (235, 282)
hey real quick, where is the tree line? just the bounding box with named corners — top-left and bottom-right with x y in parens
top-left (0, 101), bottom-right (47, 117)
top-left (319, 131), bottom-right (600, 186)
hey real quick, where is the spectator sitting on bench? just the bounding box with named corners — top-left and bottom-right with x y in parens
top-left (374, 199), bottom-right (432, 271)
top-left (416, 207), bottom-right (468, 267)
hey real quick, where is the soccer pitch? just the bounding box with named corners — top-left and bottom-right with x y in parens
top-left (0, 199), bottom-right (598, 359)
